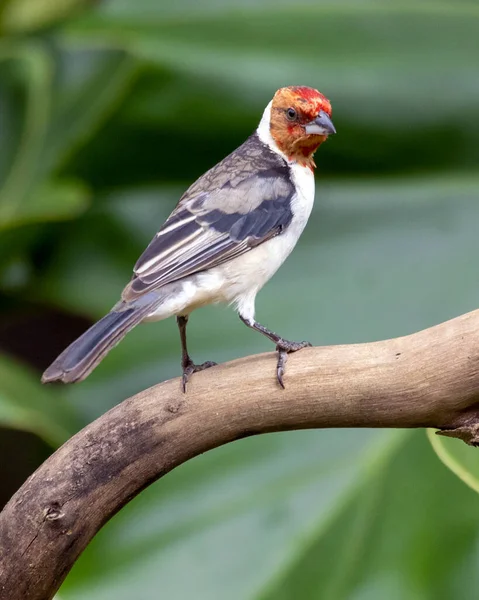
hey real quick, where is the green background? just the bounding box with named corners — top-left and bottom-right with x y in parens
top-left (0, 1), bottom-right (479, 598)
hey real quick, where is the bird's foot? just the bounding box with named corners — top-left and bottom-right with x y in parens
top-left (182, 359), bottom-right (217, 392)
top-left (275, 340), bottom-right (312, 389)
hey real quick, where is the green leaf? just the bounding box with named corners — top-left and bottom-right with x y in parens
top-left (0, 40), bottom-right (135, 230)
top-left (43, 43), bottom-right (137, 174)
top-left (427, 429), bottom-right (479, 495)
top-left (257, 432), bottom-right (479, 600)
top-left (0, 42), bottom-right (54, 227)
top-left (66, 1), bottom-right (479, 127)
top-left (0, 179), bottom-right (89, 230)
top-left (0, 354), bottom-right (80, 446)
top-left (0, 0), bottom-right (92, 33)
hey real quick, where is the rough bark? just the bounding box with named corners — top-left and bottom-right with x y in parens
top-left (1, 309), bottom-right (479, 600)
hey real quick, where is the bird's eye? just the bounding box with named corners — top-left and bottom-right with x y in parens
top-left (286, 107), bottom-right (297, 121)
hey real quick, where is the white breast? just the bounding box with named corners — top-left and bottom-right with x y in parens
top-left (288, 162), bottom-right (316, 235)
top-left (196, 164), bottom-right (315, 321)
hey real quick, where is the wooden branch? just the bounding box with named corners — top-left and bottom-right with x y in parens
top-left (2, 309), bottom-right (479, 600)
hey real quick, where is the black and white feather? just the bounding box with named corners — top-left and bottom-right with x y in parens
top-left (124, 133), bottom-right (296, 301)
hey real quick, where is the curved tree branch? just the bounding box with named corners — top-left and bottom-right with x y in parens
top-left (2, 309), bottom-right (479, 599)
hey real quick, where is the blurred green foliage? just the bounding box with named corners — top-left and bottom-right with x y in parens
top-left (1, 0), bottom-right (479, 598)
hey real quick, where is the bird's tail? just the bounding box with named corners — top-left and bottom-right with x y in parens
top-left (42, 297), bottom-right (160, 384)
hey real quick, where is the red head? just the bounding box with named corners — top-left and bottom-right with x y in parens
top-left (269, 86), bottom-right (335, 169)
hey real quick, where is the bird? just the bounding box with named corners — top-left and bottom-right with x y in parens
top-left (42, 85), bottom-right (336, 392)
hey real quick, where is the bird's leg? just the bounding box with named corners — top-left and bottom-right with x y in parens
top-left (176, 315), bottom-right (217, 392)
top-left (239, 315), bottom-right (311, 389)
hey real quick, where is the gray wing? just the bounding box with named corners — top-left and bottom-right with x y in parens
top-left (123, 137), bottom-right (294, 301)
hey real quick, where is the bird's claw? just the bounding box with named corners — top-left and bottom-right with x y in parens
top-left (182, 360), bottom-right (217, 392)
top-left (275, 340), bottom-right (312, 389)
top-left (277, 340), bottom-right (312, 353)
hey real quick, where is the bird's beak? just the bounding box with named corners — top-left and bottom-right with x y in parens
top-left (304, 111), bottom-right (336, 136)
